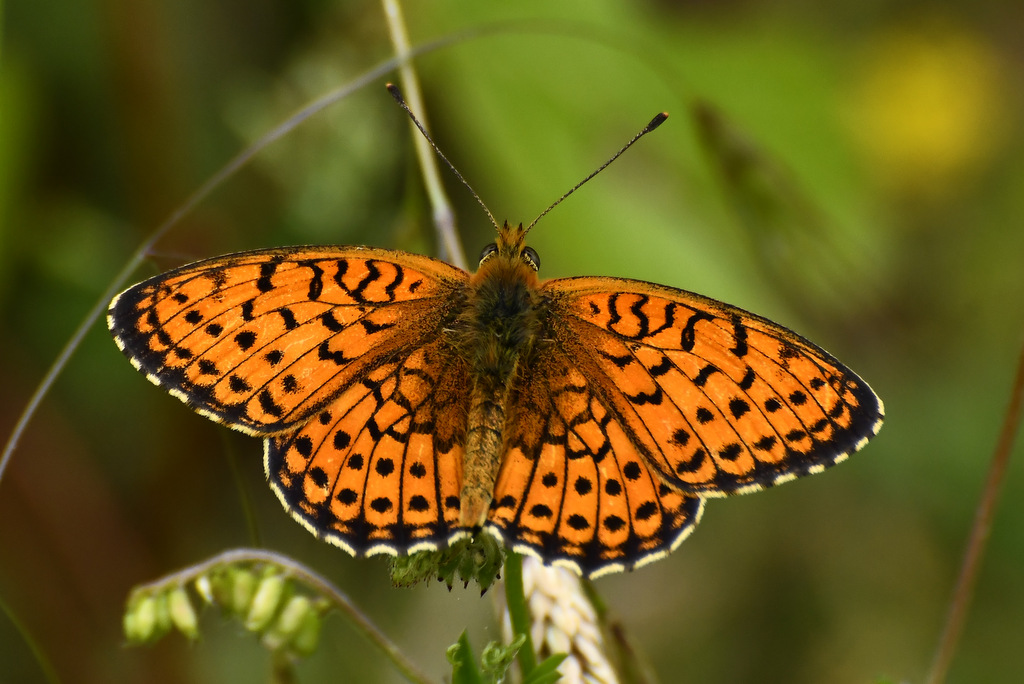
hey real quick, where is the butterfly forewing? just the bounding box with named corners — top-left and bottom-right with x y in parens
top-left (543, 276), bottom-right (883, 496)
top-left (108, 247), bottom-right (468, 436)
top-left (488, 345), bottom-right (704, 577)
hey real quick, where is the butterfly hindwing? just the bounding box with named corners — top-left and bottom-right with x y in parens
top-left (543, 276), bottom-right (884, 497)
top-left (265, 337), bottom-right (471, 555)
top-left (488, 344), bottom-right (704, 578)
top-left (108, 246), bottom-right (468, 435)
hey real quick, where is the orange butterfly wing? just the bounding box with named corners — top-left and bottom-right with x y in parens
top-left (266, 337), bottom-right (471, 555)
top-left (108, 247), bottom-right (468, 435)
top-left (109, 246), bottom-right (474, 555)
top-left (540, 276), bottom-right (884, 497)
top-left (488, 343), bottom-right (704, 577)
top-left (109, 239), bottom-right (883, 572)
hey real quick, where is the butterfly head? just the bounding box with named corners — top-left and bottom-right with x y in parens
top-left (477, 221), bottom-right (541, 274)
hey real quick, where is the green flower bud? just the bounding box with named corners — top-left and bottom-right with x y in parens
top-left (275, 595), bottom-right (312, 637)
top-left (168, 586), bottom-right (199, 639)
top-left (194, 574), bottom-right (214, 605)
top-left (288, 607), bottom-right (323, 657)
top-left (124, 594), bottom-right (154, 643)
top-left (245, 573), bottom-right (286, 632)
top-left (123, 609), bottom-right (137, 642)
top-left (259, 594), bottom-right (305, 651)
top-left (206, 569), bottom-right (234, 608)
top-left (154, 592), bottom-right (172, 633)
top-left (230, 568), bottom-right (258, 616)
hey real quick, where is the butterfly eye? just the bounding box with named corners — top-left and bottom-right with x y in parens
top-left (521, 246), bottom-right (541, 271)
top-left (478, 243), bottom-right (498, 265)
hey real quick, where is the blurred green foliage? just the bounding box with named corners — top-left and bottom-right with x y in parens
top-left (2, 1), bottom-right (1023, 683)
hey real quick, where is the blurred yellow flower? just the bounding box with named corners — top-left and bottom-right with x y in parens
top-left (844, 24), bottom-right (1005, 199)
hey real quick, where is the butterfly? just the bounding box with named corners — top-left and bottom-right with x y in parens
top-left (108, 218), bottom-right (883, 578)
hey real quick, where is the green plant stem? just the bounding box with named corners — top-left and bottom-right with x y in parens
top-left (220, 432), bottom-right (262, 547)
top-left (381, 0), bottom-right (467, 270)
top-left (503, 553), bottom-right (537, 676)
top-left (271, 650), bottom-right (299, 684)
top-left (135, 548), bottom-right (436, 684)
top-left (0, 591), bottom-right (62, 684)
top-left (924, 336), bottom-right (1024, 684)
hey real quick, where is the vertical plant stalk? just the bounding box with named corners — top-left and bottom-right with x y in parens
top-left (924, 337), bottom-right (1024, 684)
top-left (503, 552), bottom-right (539, 676)
top-left (381, 0), bottom-right (468, 270)
top-left (219, 431), bottom-right (262, 548)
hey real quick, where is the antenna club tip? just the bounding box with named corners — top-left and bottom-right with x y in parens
top-left (646, 112), bottom-right (669, 132)
top-left (386, 83), bottom-right (404, 103)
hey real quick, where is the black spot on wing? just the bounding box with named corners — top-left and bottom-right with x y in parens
top-left (681, 311), bottom-right (714, 351)
top-left (235, 331), bottom-right (257, 351)
top-left (259, 389), bottom-right (284, 417)
top-left (320, 310), bottom-right (344, 332)
top-left (626, 386), bottom-right (663, 405)
top-left (275, 307), bottom-right (299, 331)
top-left (648, 355), bottom-right (672, 377)
top-left (730, 314), bottom-right (748, 357)
top-left (256, 260), bottom-right (280, 293)
top-left (599, 349), bottom-right (633, 369)
top-left (304, 261), bottom-right (324, 300)
top-left (693, 364), bottom-right (719, 387)
top-left (318, 341), bottom-right (350, 365)
top-left (360, 318), bottom-right (396, 334)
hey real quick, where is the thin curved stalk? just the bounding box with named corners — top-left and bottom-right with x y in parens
top-left (0, 28), bottom-right (487, 491)
top-left (924, 336), bottom-right (1024, 684)
top-left (135, 548), bottom-right (437, 684)
top-left (0, 591), bottom-right (63, 684)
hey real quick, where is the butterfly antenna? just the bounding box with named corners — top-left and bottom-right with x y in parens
top-left (525, 112), bottom-right (668, 234)
top-left (387, 83), bottom-right (500, 232)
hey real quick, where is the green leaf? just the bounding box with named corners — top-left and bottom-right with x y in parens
top-left (480, 633), bottom-right (526, 682)
top-left (522, 653), bottom-right (567, 684)
top-left (448, 631), bottom-right (484, 684)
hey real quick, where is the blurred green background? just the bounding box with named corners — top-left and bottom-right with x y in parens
top-left (3, 0), bottom-right (1023, 682)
